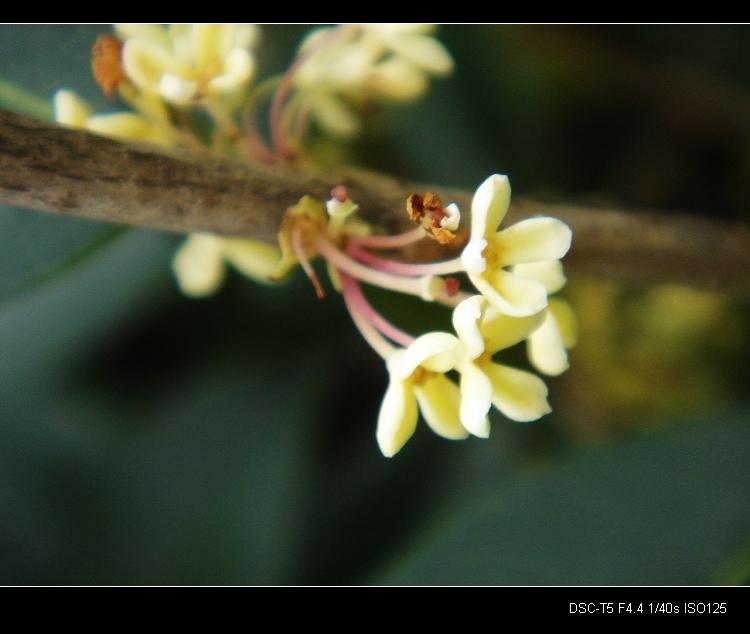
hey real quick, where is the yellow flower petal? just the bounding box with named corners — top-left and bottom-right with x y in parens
top-left (496, 217), bottom-right (572, 266)
top-left (470, 174), bottom-right (511, 242)
top-left (452, 295), bottom-right (486, 360)
top-left (458, 361), bottom-right (493, 438)
top-left (222, 239), bottom-right (283, 284)
top-left (414, 374), bottom-right (468, 440)
top-left (172, 233), bottom-right (227, 298)
top-left (387, 34), bottom-right (454, 76)
top-left (549, 297), bottom-right (578, 349)
top-left (397, 332), bottom-right (460, 379)
top-left (376, 377), bottom-right (418, 458)
top-left (480, 307), bottom-right (545, 355)
top-left (483, 362), bottom-right (551, 422)
top-left (527, 309), bottom-right (569, 376)
top-left (469, 269), bottom-right (548, 317)
top-left (512, 260), bottom-right (567, 294)
top-left (53, 89), bottom-right (91, 128)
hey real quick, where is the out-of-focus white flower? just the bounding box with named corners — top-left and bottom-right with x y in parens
top-left (53, 89), bottom-right (174, 146)
top-left (451, 295), bottom-right (551, 437)
top-left (172, 233), bottom-right (282, 298)
top-left (512, 261), bottom-right (578, 376)
top-left (115, 23), bottom-right (259, 106)
top-left (377, 332), bottom-right (467, 457)
top-left (460, 174), bottom-right (572, 317)
top-left (293, 24), bottom-right (454, 138)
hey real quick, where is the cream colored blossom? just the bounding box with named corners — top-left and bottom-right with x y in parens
top-left (53, 89), bottom-right (174, 146)
top-left (512, 261), bottom-right (578, 376)
top-left (294, 24), bottom-right (453, 137)
top-left (172, 233), bottom-right (282, 298)
top-left (460, 174), bottom-right (573, 317)
top-left (115, 23), bottom-right (259, 106)
top-left (451, 295), bottom-right (551, 437)
top-left (377, 333), bottom-right (467, 457)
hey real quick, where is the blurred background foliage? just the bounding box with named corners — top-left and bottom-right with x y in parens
top-left (0, 24), bottom-right (749, 585)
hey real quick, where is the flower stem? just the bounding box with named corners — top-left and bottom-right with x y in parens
top-left (349, 227), bottom-right (425, 249)
top-left (349, 243), bottom-right (465, 277)
top-left (315, 236), bottom-right (435, 299)
top-left (340, 271), bottom-right (397, 360)
top-left (341, 274), bottom-right (415, 347)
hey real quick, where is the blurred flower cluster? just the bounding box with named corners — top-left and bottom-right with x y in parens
top-left (53, 23), bottom-right (575, 457)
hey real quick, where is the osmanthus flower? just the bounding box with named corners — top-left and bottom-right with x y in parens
top-left (376, 333), bottom-right (467, 458)
top-left (511, 261), bottom-right (578, 376)
top-left (53, 89), bottom-right (174, 146)
top-left (451, 295), bottom-right (552, 438)
top-left (114, 23), bottom-right (259, 106)
top-left (291, 24), bottom-right (454, 138)
top-left (172, 233), bottom-right (282, 298)
top-left (460, 174), bottom-right (573, 317)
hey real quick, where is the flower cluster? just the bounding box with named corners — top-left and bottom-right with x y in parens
top-left (52, 24), bottom-right (575, 457)
top-left (172, 174), bottom-right (574, 457)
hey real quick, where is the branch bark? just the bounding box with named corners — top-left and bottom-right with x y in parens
top-left (1, 108), bottom-right (749, 294)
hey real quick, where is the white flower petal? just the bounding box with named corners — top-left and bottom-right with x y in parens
top-left (388, 34), bottom-right (454, 76)
top-left (451, 295), bottom-right (486, 360)
top-left (470, 174), bottom-right (511, 242)
top-left (458, 361), bottom-right (493, 438)
top-left (376, 378), bottom-right (418, 458)
top-left (397, 332), bottom-right (460, 379)
top-left (231, 24), bottom-right (261, 50)
top-left (469, 269), bottom-right (549, 317)
top-left (441, 203), bottom-right (461, 231)
top-left (484, 362), bottom-right (551, 422)
top-left (527, 309), bottom-right (569, 376)
top-left (461, 238), bottom-right (487, 274)
top-left (159, 73), bottom-right (198, 104)
top-left (512, 260), bottom-right (567, 294)
top-left (53, 89), bottom-right (91, 127)
top-left (418, 275), bottom-right (444, 302)
top-left (414, 375), bottom-right (468, 440)
top-left (172, 233), bottom-right (227, 298)
top-left (326, 197), bottom-right (359, 219)
top-left (496, 217), bottom-right (572, 266)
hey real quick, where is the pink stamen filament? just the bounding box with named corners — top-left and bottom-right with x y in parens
top-left (341, 273), bottom-right (415, 347)
top-left (349, 227), bottom-right (425, 250)
top-left (340, 271), bottom-right (396, 360)
top-left (315, 236), bottom-right (435, 299)
top-left (348, 243), bottom-right (465, 277)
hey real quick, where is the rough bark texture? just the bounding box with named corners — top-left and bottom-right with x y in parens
top-left (1, 108), bottom-right (749, 294)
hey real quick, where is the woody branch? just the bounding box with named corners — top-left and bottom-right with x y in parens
top-left (1, 108), bottom-right (749, 294)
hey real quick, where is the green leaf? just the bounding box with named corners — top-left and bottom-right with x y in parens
top-left (0, 78), bottom-right (52, 120)
top-left (0, 206), bottom-right (126, 308)
top-left (376, 417), bottom-right (750, 585)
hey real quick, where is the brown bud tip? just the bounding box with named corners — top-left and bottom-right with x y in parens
top-left (444, 277), bottom-right (461, 297)
top-left (331, 185), bottom-right (348, 203)
top-left (92, 34), bottom-right (128, 98)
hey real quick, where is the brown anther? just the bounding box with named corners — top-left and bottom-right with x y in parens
top-left (444, 277), bottom-right (461, 297)
top-left (91, 35), bottom-right (128, 98)
top-left (406, 193), bottom-right (425, 224)
top-left (331, 185), bottom-right (348, 203)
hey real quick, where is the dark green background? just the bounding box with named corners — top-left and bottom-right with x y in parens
top-left (0, 25), bottom-right (749, 585)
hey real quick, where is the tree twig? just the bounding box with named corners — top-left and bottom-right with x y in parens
top-left (1, 108), bottom-right (748, 294)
